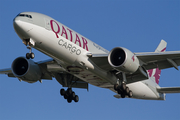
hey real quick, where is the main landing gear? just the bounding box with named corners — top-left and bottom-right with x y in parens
top-left (26, 46), bottom-right (35, 59)
top-left (114, 82), bottom-right (133, 98)
top-left (60, 88), bottom-right (79, 103)
top-left (114, 72), bottom-right (133, 98)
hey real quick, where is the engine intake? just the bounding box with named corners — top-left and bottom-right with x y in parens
top-left (108, 47), bottom-right (140, 73)
top-left (11, 57), bottom-right (42, 83)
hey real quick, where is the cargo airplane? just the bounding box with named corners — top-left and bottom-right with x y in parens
top-left (1, 12), bottom-right (180, 103)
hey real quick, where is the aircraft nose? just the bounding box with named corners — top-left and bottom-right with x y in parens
top-left (13, 17), bottom-right (20, 31)
top-left (13, 16), bottom-right (31, 39)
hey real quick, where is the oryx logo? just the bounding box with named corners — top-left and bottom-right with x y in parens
top-left (148, 68), bottom-right (161, 84)
top-left (132, 55), bottom-right (135, 62)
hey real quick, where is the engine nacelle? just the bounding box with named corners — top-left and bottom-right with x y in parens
top-left (108, 47), bottom-right (140, 74)
top-left (11, 57), bottom-right (42, 83)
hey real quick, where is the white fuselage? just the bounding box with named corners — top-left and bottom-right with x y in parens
top-left (13, 12), bottom-right (165, 100)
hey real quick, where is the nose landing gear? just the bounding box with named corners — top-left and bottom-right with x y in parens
top-left (26, 46), bottom-right (35, 59)
top-left (23, 39), bottom-right (35, 59)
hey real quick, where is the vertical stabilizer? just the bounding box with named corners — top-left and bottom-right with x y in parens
top-left (147, 40), bottom-right (167, 84)
top-left (155, 40), bottom-right (167, 52)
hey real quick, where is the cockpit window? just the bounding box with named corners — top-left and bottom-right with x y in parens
top-left (17, 14), bottom-right (32, 18)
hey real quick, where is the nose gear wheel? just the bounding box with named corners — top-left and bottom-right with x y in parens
top-left (26, 46), bottom-right (35, 59)
top-left (26, 52), bottom-right (35, 59)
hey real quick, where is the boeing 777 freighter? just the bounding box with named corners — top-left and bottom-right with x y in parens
top-left (1, 12), bottom-right (180, 103)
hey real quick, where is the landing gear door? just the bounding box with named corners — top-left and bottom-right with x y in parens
top-left (44, 18), bottom-right (51, 30)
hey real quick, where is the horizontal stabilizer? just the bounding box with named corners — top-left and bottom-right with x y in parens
top-left (113, 94), bottom-right (121, 99)
top-left (157, 87), bottom-right (180, 93)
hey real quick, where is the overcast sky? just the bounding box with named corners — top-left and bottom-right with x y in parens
top-left (0, 0), bottom-right (180, 120)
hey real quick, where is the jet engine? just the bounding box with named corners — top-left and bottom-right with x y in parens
top-left (108, 47), bottom-right (140, 74)
top-left (11, 57), bottom-right (42, 83)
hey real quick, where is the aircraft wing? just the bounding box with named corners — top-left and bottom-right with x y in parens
top-left (135, 51), bottom-right (180, 70)
top-left (88, 50), bottom-right (180, 84)
top-left (89, 51), bottom-right (180, 71)
top-left (157, 87), bottom-right (180, 93)
top-left (88, 54), bottom-right (148, 84)
top-left (0, 59), bottom-right (55, 78)
top-left (0, 59), bottom-right (88, 90)
top-left (0, 68), bottom-right (12, 75)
